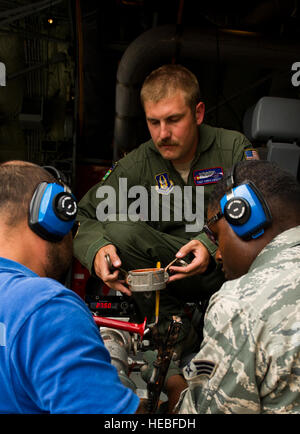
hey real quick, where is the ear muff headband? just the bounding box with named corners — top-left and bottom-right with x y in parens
top-left (29, 182), bottom-right (77, 242)
top-left (42, 166), bottom-right (71, 192)
top-left (220, 164), bottom-right (272, 240)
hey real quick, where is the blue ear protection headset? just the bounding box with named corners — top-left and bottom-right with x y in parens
top-left (220, 164), bottom-right (272, 240)
top-left (42, 165), bottom-right (70, 190)
top-left (29, 171), bottom-right (77, 242)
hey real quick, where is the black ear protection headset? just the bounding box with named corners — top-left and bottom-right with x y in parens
top-left (220, 163), bottom-right (272, 240)
top-left (28, 166), bottom-right (77, 242)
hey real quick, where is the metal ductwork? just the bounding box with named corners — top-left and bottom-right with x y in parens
top-left (113, 24), bottom-right (300, 159)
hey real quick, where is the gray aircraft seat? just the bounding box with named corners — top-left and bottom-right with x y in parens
top-left (243, 97), bottom-right (300, 178)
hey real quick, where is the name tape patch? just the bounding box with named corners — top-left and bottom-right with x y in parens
top-left (193, 167), bottom-right (224, 186)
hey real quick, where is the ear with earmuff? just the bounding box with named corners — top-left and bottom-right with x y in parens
top-left (29, 182), bottom-right (77, 242)
top-left (220, 164), bottom-right (272, 240)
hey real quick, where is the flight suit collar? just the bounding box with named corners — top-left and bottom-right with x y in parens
top-left (192, 123), bottom-right (216, 164)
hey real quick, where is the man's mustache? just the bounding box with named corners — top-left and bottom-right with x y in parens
top-left (157, 140), bottom-right (179, 147)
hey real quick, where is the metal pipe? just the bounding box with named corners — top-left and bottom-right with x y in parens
top-left (0, 27), bottom-right (70, 44)
top-left (7, 52), bottom-right (66, 81)
top-left (0, 0), bottom-right (64, 27)
top-left (99, 327), bottom-right (137, 391)
top-left (0, 0), bottom-right (59, 18)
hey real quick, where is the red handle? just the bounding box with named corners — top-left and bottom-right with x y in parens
top-left (93, 316), bottom-right (147, 339)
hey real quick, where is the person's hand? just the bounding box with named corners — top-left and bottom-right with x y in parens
top-left (168, 239), bottom-right (210, 282)
top-left (93, 244), bottom-right (132, 296)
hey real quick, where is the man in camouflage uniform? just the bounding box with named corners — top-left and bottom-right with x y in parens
top-left (168, 160), bottom-right (300, 413)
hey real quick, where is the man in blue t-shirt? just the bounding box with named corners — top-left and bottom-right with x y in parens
top-left (0, 161), bottom-right (140, 414)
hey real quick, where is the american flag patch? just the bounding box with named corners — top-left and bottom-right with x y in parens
top-left (244, 148), bottom-right (260, 160)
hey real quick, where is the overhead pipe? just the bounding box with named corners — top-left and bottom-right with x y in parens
top-left (0, 0), bottom-right (64, 28)
top-left (7, 52), bottom-right (67, 81)
top-left (113, 24), bottom-right (300, 159)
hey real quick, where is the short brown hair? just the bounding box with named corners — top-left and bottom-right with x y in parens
top-left (140, 64), bottom-right (201, 112)
top-left (0, 162), bottom-right (55, 226)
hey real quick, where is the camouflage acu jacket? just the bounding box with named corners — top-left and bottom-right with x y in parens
top-left (177, 226), bottom-right (300, 414)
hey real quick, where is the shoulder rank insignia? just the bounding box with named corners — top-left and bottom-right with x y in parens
top-left (244, 148), bottom-right (260, 161)
top-left (155, 172), bottom-right (174, 194)
top-left (184, 359), bottom-right (216, 379)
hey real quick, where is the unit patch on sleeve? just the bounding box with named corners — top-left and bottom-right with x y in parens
top-left (155, 172), bottom-right (174, 194)
top-left (244, 148), bottom-right (260, 160)
top-left (193, 167), bottom-right (224, 186)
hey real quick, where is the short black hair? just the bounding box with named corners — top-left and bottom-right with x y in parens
top-left (0, 162), bottom-right (55, 226)
top-left (209, 160), bottom-right (300, 226)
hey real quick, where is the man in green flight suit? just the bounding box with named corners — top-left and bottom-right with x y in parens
top-left (73, 64), bottom-right (258, 359)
